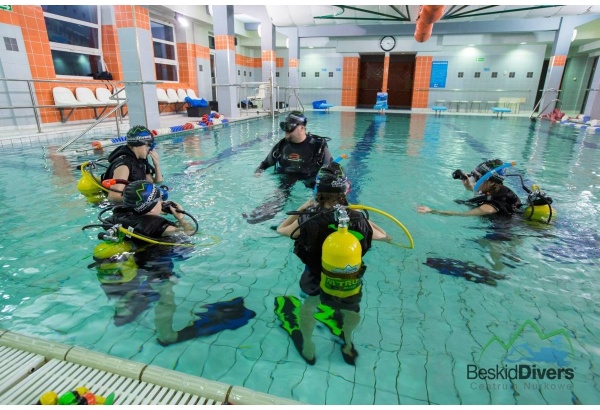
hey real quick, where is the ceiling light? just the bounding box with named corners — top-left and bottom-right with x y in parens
top-left (520, 42), bottom-right (527, 45)
top-left (176, 13), bottom-right (188, 27)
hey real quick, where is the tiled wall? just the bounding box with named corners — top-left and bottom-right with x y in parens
top-left (298, 50), bottom-right (345, 106)
top-left (425, 45), bottom-right (546, 111)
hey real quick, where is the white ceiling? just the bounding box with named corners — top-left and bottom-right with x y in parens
top-left (264, 5), bottom-right (600, 27)
top-left (261, 5), bottom-right (600, 54)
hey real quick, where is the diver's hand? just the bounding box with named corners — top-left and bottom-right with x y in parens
top-left (254, 168), bottom-right (264, 177)
top-left (167, 201), bottom-right (185, 219)
top-left (148, 149), bottom-right (160, 164)
top-left (462, 176), bottom-right (474, 191)
top-left (416, 205), bottom-right (432, 214)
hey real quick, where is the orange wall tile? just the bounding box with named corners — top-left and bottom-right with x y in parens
top-left (341, 57), bottom-right (359, 107)
top-left (382, 54), bottom-right (390, 92)
top-left (411, 56), bottom-right (433, 108)
top-left (551, 55), bottom-right (567, 67)
top-left (114, 5), bottom-right (149, 30)
top-left (215, 35), bottom-right (234, 51)
top-left (102, 24), bottom-right (122, 81)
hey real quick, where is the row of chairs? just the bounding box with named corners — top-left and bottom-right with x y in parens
top-left (435, 98), bottom-right (525, 113)
top-left (435, 100), bottom-right (498, 113)
top-left (52, 87), bottom-right (200, 123)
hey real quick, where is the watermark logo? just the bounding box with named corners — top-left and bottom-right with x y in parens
top-left (469, 320), bottom-right (576, 392)
top-left (479, 319), bottom-right (574, 364)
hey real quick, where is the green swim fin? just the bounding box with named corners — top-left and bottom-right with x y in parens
top-left (274, 295), bottom-right (344, 339)
top-left (314, 303), bottom-right (344, 339)
top-left (274, 295), bottom-right (315, 365)
top-left (274, 295), bottom-right (301, 335)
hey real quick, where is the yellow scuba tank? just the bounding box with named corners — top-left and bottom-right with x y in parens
top-left (93, 240), bottom-right (132, 260)
top-left (522, 185), bottom-right (556, 224)
top-left (77, 162), bottom-right (104, 203)
top-left (320, 206), bottom-right (365, 298)
top-left (93, 237), bottom-right (137, 284)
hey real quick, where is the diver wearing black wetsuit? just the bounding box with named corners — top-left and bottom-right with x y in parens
top-left (101, 125), bottom-right (162, 202)
top-left (277, 163), bottom-right (388, 366)
top-left (417, 159), bottom-right (522, 217)
top-left (246, 111), bottom-right (333, 224)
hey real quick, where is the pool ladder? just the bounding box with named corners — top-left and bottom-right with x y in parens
top-left (530, 88), bottom-right (561, 120)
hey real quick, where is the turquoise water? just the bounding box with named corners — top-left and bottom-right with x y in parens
top-left (0, 112), bottom-right (599, 404)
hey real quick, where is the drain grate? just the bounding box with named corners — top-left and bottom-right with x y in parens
top-left (0, 358), bottom-right (220, 405)
top-left (0, 346), bottom-right (46, 396)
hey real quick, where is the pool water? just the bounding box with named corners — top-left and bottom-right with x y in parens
top-left (0, 112), bottom-right (599, 405)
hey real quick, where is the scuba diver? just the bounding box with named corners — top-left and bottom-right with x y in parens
top-left (86, 181), bottom-right (255, 345)
top-left (244, 111), bottom-right (333, 224)
top-left (416, 159), bottom-right (554, 223)
top-left (100, 125), bottom-right (163, 202)
top-left (276, 162), bottom-right (389, 366)
top-left (417, 159), bottom-right (522, 217)
top-left (416, 159), bottom-right (555, 280)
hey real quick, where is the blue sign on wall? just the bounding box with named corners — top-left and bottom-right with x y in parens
top-left (430, 61), bottom-right (448, 88)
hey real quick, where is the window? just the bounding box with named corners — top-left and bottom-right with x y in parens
top-left (42, 5), bottom-right (102, 76)
top-left (491, 72), bottom-right (498, 78)
top-left (329, 72), bottom-right (333, 77)
top-left (527, 72), bottom-right (533, 78)
top-left (4, 37), bottom-right (18, 52)
top-left (276, 72), bottom-right (280, 77)
top-left (301, 72), bottom-right (306, 77)
top-left (208, 35), bottom-right (215, 50)
top-left (509, 72), bottom-right (515, 78)
top-left (238, 70), bottom-right (240, 75)
top-left (458, 72), bottom-right (464, 78)
top-left (152, 20), bottom-right (178, 82)
top-left (315, 72), bottom-right (320, 77)
top-left (474, 72), bottom-right (480, 78)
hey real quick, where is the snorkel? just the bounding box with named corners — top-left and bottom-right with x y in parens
top-left (473, 161), bottom-right (516, 193)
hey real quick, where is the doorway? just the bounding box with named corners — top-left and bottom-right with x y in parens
top-left (534, 59), bottom-right (550, 112)
top-left (357, 54), bottom-right (384, 108)
top-left (388, 54), bottom-right (416, 109)
top-left (357, 54), bottom-right (416, 109)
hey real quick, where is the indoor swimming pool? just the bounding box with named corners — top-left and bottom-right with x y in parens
top-left (0, 111), bottom-right (599, 405)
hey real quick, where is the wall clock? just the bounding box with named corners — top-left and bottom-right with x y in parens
top-left (380, 36), bottom-right (396, 52)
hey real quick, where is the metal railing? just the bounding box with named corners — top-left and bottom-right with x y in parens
top-left (0, 77), bottom-right (126, 135)
top-left (530, 88), bottom-right (560, 119)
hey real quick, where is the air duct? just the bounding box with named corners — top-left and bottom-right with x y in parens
top-left (414, 5), bottom-right (445, 43)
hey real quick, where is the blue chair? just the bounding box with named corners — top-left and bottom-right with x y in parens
top-left (312, 100), bottom-right (333, 112)
top-left (374, 92), bottom-right (388, 112)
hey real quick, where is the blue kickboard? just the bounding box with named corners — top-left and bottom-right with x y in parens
top-left (431, 106), bottom-right (447, 111)
top-left (492, 107), bottom-right (511, 113)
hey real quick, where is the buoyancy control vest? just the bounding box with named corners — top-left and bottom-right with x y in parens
top-left (101, 145), bottom-right (154, 183)
top-left (273, 134), bottom-right (329, 177)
